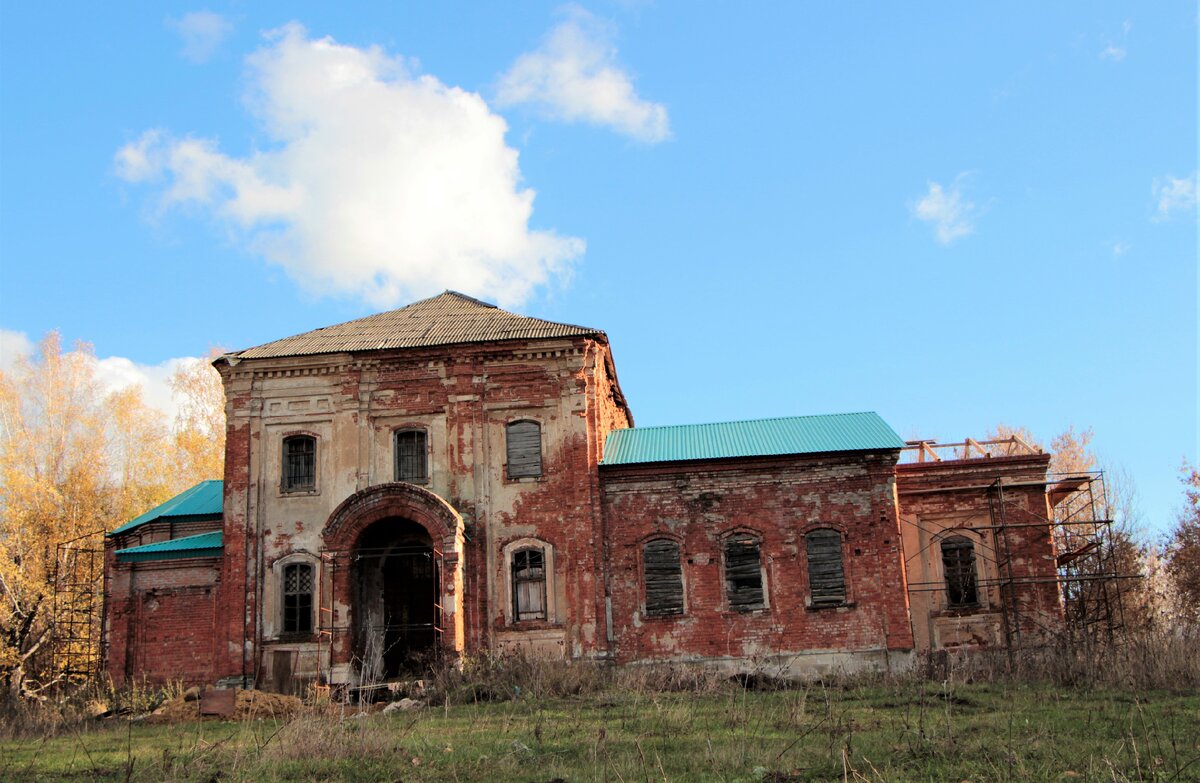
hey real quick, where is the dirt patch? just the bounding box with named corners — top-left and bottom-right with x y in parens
top-left (149, 689), bottom-right (303, 723)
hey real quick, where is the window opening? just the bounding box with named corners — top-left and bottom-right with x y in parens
top-left (283, 563), bottom-right (314, 634)
top-left (512, 548), bottom-right (547, 621)
top-left (283, 436), bottom-right (316, 491)
top-left (941, 536), bottom-right (979, 607)
top-left (643, 539), bottom-right (684, 616)
top-left (725, 534), bottom-right (765, 610)
top-left (506, 420), bottom-right (542, 479)
top-left (805, 529), bottom-right (846, 607)
top-left (394, 429), bottom-right (428, 483)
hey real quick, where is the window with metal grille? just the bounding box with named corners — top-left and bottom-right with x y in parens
top-left (941, 536), bottom-right (979, 607)
top-left (724, 534), bottom-right (765, 610)
top-left (805, 529), bottom-right (846, 607)
top-left (643, 539), bottom-right (684, 617)
top-left (282, 563), bottom-right (314, 634)
top-left (506, 420), bottom-right (542, 479)
top-left (394, 429), bottom-right (428, 483)
top-left (511, 548), bottom-right (547, 621)
top-left (282, 435), bottom-right (315, 491)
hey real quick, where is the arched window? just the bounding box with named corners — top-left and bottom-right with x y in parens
top-left (724, 534), bottom-right (765, 611)
top-left (511, 547), bottom-right (547, 621)
top-left (805, 529), bottom-right (846, 607)
top-left (643, 539), bottom-right (684, 617)
top-left (282, 563), bottom-right (314, 634)
top-left (941, 536), bottom-right (979, 607)
top-left (282, 435), bottom-right (316, 491)
top-left (506, 420), bottom-right (542, 479)
top-left (394, 429), bottom-right (428, 484)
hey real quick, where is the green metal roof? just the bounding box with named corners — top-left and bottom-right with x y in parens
top-left (601, 412), bottom-right (905, 466)
top-left (108, 480), bottom-right (223, 536)
top-left (114, 531), bottom-right (223, 563)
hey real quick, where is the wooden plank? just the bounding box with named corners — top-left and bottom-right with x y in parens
top-left (199, 688), bottom-right (236, 717)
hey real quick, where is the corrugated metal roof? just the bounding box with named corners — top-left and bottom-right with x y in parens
top-left (114, 531), bottom-right (223, 563)
top-left (108, 480), bottom-right (223, 536)
top-left (601, 412), bottom-right (905, 466)
top-left (230, 291), bottom-right (602, 360)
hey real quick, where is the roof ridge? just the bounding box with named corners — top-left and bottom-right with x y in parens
top-left (615, 411), bottom-right (880, 434)
top-left (228, 290), bottom-right (603, 361)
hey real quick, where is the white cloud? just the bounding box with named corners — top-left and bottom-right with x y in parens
top-left (0, 328), bottom-right (201, 419)
top-left (1152, 172), bottom-right (1197, 220)
top-left (496, 9), bottom-right (670, 143)
top-left (0, 328), bottom-right (34, 374)
top-left (170, 11), bottom-right (234, 64)
top-left (116, 23), bottom-right (583, 308)
top-left (1100, 44), bottom-right (1126, 62)
top-left (1111, 241), bottom-right (1131, 257)
top-left (912, 177), bottom-right (978, 245)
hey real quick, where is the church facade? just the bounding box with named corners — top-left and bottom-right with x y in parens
top-left (102, 292), bottom-right (1063, 691)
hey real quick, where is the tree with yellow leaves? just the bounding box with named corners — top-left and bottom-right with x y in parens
top-left (0, 334), bottom-right (225, 700)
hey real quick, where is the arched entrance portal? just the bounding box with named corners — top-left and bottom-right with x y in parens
top-left (319, 483), bottom-right (465, 686)
top-left (354, 518), bottom-right (438, 679)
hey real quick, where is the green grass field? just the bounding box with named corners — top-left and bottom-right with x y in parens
top-left (2, 682), bottom-right (1198, 782)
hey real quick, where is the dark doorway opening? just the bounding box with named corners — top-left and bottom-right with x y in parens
top-left (353, 518), bottom-right (438, 680)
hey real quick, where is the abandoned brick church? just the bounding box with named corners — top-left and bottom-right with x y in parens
top-left (102, 291), bottom-right (1065, 690)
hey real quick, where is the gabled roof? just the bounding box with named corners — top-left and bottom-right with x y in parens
top-left (229, 291), bottom-right (603, 361)
top-left (114, 531), bottom-right (223, 563)
top-left (601, 412), bottom-right (905, 466)
top-left (108, 480), bottom-right (223, 536)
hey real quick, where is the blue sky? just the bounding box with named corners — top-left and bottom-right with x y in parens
top-left (1, 3), bottom-right (1195, 534)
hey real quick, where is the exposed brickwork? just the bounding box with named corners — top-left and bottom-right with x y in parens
top-left (103, 305), bottom-right (1067, 688)
top-left (102, 547), bottom-right (219, 687)
top-left (601, 452), bottom-right (915, 665)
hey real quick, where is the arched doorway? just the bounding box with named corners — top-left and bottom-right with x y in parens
top-left (319, 483), bottom-right (465, 687)
top-left (353, 518), bottom-right (438, 680)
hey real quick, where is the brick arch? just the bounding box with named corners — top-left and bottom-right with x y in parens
top-left (319, 483), bottom-right (466, 680)
top-left (322, 482), bottom-right (461, 552)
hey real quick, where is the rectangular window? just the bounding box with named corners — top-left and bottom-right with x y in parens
top-left (941, 537), bottom-right (979, 607)
top-left (725, 535), bottom-right (765, 610)
top-left (512, 548), bottom-right (547, 621)
top-left (283, 563), bottom-right (314, 634)
top-left (805, 529), bottom-right (846, 607)
top-left (506, 421), bottom-right (542, 479)
top-left (283, 436), bottom-right (316, 491)
top-left (395, 429), bottom-right (428, 483)
top-left (643, 539), bottom-right (685, 617)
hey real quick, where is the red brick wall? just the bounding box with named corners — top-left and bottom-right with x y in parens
top-left (103, 553), bottom-right (219, 687)
top-left (600, 451), bottom-right (914, 665)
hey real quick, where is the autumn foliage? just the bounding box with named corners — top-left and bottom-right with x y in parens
top-left (0, 333), bottom-right (224, 700)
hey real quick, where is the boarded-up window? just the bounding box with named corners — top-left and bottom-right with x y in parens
top-left (283, 563), bottom-right (314, 634)
top-left (941, 536), bottom-right (979, 607)
top-left (506, 420), bottom-right (542, 479)
top-left (394, 429), bottom-right (428, 483)
top-left (512, 548), bottom-right (547, 621)
top-left (725, 534), bottom-right (765, 610)
top-left (282, 436), bottom-right (315, 491)
top-left (643, 539), bottom-right (684, 617)
top-left (805, 529), bottom-right (846, 607)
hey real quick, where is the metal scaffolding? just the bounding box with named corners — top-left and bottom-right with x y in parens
top-left (899, 437), bottom-right (1137, 653)
top-left (51, 530), bottom-right (106, 683)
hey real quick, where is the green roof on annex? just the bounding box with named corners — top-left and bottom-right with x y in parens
top-left (108, 480), bottom-right (223, 536)
top-left (601, 412), bottom-right (904, 466)
top-left (114, 531), bottom-right (223, 563)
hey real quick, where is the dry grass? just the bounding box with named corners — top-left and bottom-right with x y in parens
top-left (2, 627), bottom-right (1198, 781)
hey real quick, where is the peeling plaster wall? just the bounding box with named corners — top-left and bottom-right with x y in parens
top-left (208, 337), bottom-right (629, 687)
